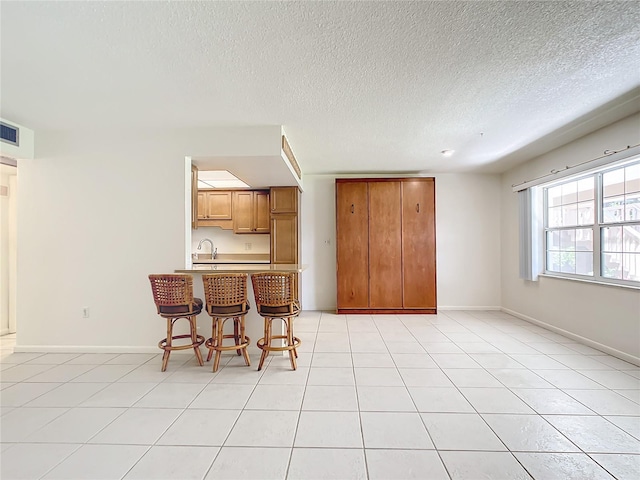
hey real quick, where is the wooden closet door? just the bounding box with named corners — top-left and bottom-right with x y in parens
top-left (336, 181), bottom-right (369, 309)
top-left (402, 179), bottom-right (436, 308)
top-left (369, 181), bottom-right (403, 308)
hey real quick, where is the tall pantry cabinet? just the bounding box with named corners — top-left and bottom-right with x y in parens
top-left (336, 178), bottom-right (436, 314)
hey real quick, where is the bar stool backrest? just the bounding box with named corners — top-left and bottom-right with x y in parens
top-left (251, 272), bottom-right (298, 316)
top-left (202, 273), bottom-right (250, 315)
top-left (148, 274), bottom-right (196, 314)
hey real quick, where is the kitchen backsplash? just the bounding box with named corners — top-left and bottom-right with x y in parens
top-left (192, 227), bottom-right (270, 255)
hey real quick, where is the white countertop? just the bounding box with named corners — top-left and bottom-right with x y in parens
top-left (176, 263), bottom-right (306, 273)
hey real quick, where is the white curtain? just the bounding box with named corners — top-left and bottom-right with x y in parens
top-left (518, 188), bottom-right (540, 281)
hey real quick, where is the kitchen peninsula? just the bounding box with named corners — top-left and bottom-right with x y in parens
top-left (179, 184), bottom-right (303, 356)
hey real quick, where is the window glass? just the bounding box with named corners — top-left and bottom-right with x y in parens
top-left (625, 164), bottom-right (640, 194)
top-left (602, 195), bottom-right (625, 223)
top-left (603, 169), bottom-right (624, 197)
top-left (577, 177), bottom-right (595, 201)
top-left (577, 201), bottom-right (593, 225)
top-left (602, 252), bottom-right (622, 279)
top-left (561, 182), bottom-right (578, 204)
top-left (626, 192), bottom-right (640, 221)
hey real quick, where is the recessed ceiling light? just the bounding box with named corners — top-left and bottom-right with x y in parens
top-left (441, 150), bottom-right (455, 157)
top-left (198, 170), bottom-right (249, 188)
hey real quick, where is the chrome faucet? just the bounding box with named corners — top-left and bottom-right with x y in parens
top-left (197, 238), bottom-right (217, 258)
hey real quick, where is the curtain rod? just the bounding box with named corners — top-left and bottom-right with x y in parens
top-left (511, 143), bottom-right (640, 190)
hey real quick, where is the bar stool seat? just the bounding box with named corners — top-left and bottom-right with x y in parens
top-left (148, 274), bottom-right (205, 371)
top-left (202, 273), bottom-right (252, 372)
top-left (251, 272), bottom-right (301, 371)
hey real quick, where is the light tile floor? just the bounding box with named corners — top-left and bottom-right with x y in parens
top-left (1, 310), bottom-right (639, 479)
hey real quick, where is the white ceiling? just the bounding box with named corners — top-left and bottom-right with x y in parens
top-left (1, 1), bottom-right (639, 175)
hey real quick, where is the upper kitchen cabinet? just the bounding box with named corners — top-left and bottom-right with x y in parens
top-left (270, 187), bottom-right (298, 214)
top-left (335, 177), bottom-right (436, 314)
top-left (197, 190), bottom-right (233, 228)
top-left (233, 190), bottom-right (270, 234)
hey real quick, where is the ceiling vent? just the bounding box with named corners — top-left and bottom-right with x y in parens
top-left (0, 122), bottom-right (19, 146)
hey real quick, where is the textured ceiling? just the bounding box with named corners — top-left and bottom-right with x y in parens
top-left (1, 1), bottom-right (639, 174)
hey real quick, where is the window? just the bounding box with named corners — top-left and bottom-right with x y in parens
top-left (543, 160), bottom-right (640, 286)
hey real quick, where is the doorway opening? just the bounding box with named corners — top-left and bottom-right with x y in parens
top-left (1, 161), bottom-right (17, 340)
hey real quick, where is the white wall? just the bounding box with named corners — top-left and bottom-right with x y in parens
top-left (501, 113), bottom-right (640, 361)
top-left (191, 226), bottom-right (270, 255)
top-left (17, 126), bottom-right (282, 350)
top-left (301, 173), bottom-right (502, 311)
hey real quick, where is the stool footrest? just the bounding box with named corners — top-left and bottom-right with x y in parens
top-left (158, 334), bottom-right (205, 351)
top-left (257, 335), bottom-right (301, 352)
top-left (205, 335), bottom-right (251, 352)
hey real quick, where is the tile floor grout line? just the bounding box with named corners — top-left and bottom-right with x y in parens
top-left (284, 314), bottom-right (320, 480)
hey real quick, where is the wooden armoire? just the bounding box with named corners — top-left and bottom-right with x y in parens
top-left (335, 178), bottom-right (436, 314)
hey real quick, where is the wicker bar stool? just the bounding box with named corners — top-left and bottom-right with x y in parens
top-left (251, 272), bottom-right (301, 371)
top-left (148, 274), bottom-right (205, 371)
top-left (202, 273), bottom-right (252, 372)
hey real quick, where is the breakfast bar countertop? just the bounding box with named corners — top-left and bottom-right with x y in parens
top-left (175, 263), bottom-right (306, 273)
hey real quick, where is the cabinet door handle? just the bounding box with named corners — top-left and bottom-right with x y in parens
top-left (416, 203), bottom-right (420, 213)
top-left (351, 204), bottom-right (354, 214)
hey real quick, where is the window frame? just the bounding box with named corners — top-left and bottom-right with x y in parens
top-left (542, 158), bottom-right (640, 288)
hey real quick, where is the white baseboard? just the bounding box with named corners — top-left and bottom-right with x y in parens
top-left (439, 306), bottom-right (501, 311)
top-left (307, 306), bottom-right (503, 312)
top-left (0, 329), bottom-right (11, 336)
top-left (501, 307), bottom-right (640, 367)
top-left (13, 344), bottom-right (265, 355)
top-left (14, 345), bottom-right (162, 354)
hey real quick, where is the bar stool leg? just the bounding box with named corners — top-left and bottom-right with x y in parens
top-left (206, 318), bottom-right (216, 362)
top-left (161, 318), bottom-right (172, 372)
top-left (213, 317), bottom-right (225, 372)
top-left (239, 317), bottom-right (251, 367)
top-left (286, 318), bottom-right (297, 370)
top-left (293, 318), bottom-right (299, 359)
top-left (190, 315), bottom-right (204, 366)
top-left (257, 318), bottom-right (271, 371)
top-left (233, 321), bottom-right (241, 356)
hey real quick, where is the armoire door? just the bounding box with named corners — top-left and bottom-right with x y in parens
top-left (336, 181), bottom-right (369, 308)
top-left (368, 181), bottom-right (403, 308)
top-left (402, 179), bottom-right (437, 308)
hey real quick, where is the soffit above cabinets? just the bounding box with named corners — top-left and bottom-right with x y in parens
top-left (192, 154), bottom-right (301, 190)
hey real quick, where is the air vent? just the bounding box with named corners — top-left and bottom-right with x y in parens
top-left (282, 135), bottom-right (301, 179)
top-left (0, 122), bottom-right (19, 147)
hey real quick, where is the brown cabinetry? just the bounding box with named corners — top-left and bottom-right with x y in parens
top-left (233, 190), bottom-right (270, 234)
top-left (198, 191), bottom-right (232, 220)
top-left (270, 186), bottom-right (301, 302)
top-left (270, 187), bottom-right (299, 264)
top-left (196, 190), bottom-right (233, 228)
top-left (270, 214), bottom-right (298, 264)
top-left (335, 178), bottom-right (436, 314)
top-left (270, 187), bottom-right (298, 214)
